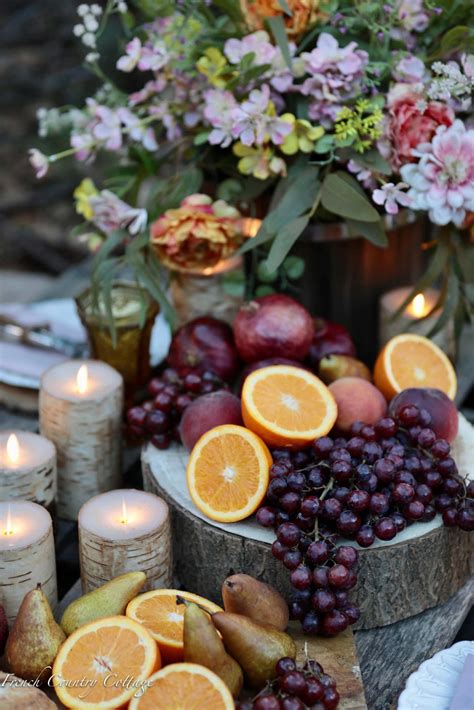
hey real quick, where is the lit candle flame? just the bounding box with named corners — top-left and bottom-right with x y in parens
top-left (6, 434), bottom-right (20, 466)
top-left (411, 293), bottom-right (426, 318)
top-left (3, 505), bottom-right (14, 536)
top-left (120, 497), bottom-right (129, 525)
top-left (76, 364), bottom-right (89, 395)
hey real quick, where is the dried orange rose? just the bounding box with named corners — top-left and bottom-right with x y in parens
top-left (240, 0), bottom-right (319, 38)
top-left (150, 194), bottom-right (243, 273)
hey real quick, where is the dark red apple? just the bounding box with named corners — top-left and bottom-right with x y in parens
top-left (307, 317), bottom-right (357, 368)
top-left (389, 388), bottom-right (458, 442)
top-left (167, 317), bottom-right (240, 383)
top-left (179, 390), bottom-right (243, 451)
top-left (233, 294), bottom-right (314, 363)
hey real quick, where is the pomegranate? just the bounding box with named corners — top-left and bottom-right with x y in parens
top-left (233, 294), bottom-right (315, 363)
top-left (179, 391), bottom-right (243, 451)
top-left (307, 317), bottom-right (356, 368)
top-left (167, 317), bottom-right (240, 383)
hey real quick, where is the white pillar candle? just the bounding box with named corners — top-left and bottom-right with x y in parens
top-left (78, 489), bottom-right (172, 593)
top-left (39, 360), bottom-right (123, 521)
top-left (0, 431), bottom-right (56, 510)
top-left (0, 501), bottom-right (57, 625)
top-left (379, 287), bottom-right (454, 356)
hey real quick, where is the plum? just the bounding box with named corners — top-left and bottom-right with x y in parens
top-left (179, 390), bottom-right (243, 451)
top-left (329, 377), bottom-right (387, 433)
top-left (389, 388), bottom-right (458, 442)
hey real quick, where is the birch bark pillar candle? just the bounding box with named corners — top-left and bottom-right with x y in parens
top-left (0, 501), bottom-right (57, 625)
top-left (39, 360), bottom-right (123, 521)
top-left (78, 489), bottom-right (172, 593)
top-left (379, 287), bottom-right (454, 356)
top-left (0, 432), bottom-right (56, 511)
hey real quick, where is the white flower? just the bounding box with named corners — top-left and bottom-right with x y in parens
top-left (29, 149), bottom-right (49, 179)
top-left (90, 4), bottom-right (103, 15)
top-left (118, 108), bottom-right (158, 151)
top-left (77, 4), bottom-right (89, 17)
top-left (85, 52), bottom-right (100, 63)
top-left (90, 190), bottom-right (148, 235)
top-left (117, 1), bottom-right (128, 13)
top-left (82, 32), bottom-right (96, 48)
top-left (73, 23), bottom-right (85, 36)
top-left (372, 182), bottom-right (411, 215)
top-left (84, 14), bottom-right (99, 32)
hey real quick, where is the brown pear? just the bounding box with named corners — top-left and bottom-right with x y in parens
top-left (212, 611), bottom-right (296, 688)
top-left (183, 601), bottom-right (243, 697)
top-left (222, 573), bottom-right (289, 630)
top-left (6, 585), bottom-right (65, 682)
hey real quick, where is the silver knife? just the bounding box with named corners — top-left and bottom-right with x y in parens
top-left (0, 323), bottom-right (87, 358)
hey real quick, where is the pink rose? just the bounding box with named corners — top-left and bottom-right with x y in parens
top-left (386, 89), bottom-right (454, 169)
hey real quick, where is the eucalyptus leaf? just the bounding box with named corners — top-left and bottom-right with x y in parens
top-left (346, 217), bottom-right (387, 247)
top-left (278, 0), bottom-right (293, 15)
top-left (441, 25), bottom-right (471, 54)
top-left (427, 265), bottom-right (459, 338)
top-left (266, 16), bottom-right (292, 69)
top-left (265, 214), bottom-right (310, 273)
top-left (314, 135), bottom-right (335, 154)
top-left (346, 150), bottom-right (392, 175)
top-left (321, 172), bottom-right (380, 222)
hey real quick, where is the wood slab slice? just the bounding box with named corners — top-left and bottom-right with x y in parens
top-left (142, 414), bottom-right (474, 630)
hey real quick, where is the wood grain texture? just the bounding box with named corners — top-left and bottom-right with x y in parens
top-left (39, 381), bottom-right (123, 520)
top-left (79, 516), bottom-right (173, 593)
top-left (142, 448), bottom-right (473, 630)
top-left (0, 525), bottom-right (57, 625)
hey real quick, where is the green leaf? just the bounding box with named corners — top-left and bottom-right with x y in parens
top-left (427, 265), bottom-right (459, 338)
top-left (255, 284), bottom-right (276, 297)
top-left (314, 135), bottom-right (335, 154)
top-left (91, 230), bottom-right (125, 278)
top-left (217, 178), bottom-right (243, 202)
top-left (321, 172), bottom-right (380, 222)
top-left (441, 25), bottom-right (471, 54)
top-left (266, 16), bottom-right (292, 70)
top-left (389, 236), bottom-right (451, 321)
top-left (346, 218), bottom-right (387, 247)
top-left (257, 261), bottom-right (279, 283)
top-left (193, 132), bottom-right (210, 146)
top-left (265, 214), bottom-right (310, 273)
top-left (278, 0), bottom-right (293, 14)
top-left (283, 255), bottom-right (305, 280)
top-left (346, 150), bottom-right (392, 175)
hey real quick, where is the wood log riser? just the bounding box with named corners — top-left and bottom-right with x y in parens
top-left (143, 463), bottom-right (473, 630)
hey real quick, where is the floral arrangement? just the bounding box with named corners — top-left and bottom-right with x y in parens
top-left (30, 0), bottom-right (474, 332)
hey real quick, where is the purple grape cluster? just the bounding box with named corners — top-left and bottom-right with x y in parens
top-left (126, 367), bottom-right (227, 449)
top-left (256, 405), bottom-right (473, 636)
top-left (235, 657), bottom-right (340, 710)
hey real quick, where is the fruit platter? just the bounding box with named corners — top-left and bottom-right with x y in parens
top-left (0, 293), bottom-right (472, 710)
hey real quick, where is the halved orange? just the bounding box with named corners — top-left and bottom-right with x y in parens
top-left (128, 663), bottom-right (234, 710)
top-left (52, 615), bottom-right (159, 709)
top-left (186, 424), bottom-right (271, 523)
top-left (242, 364), bottom-right (338, 448)
top-left (126, 589), bottom-right (222, 664)
top-left (374, 333), bottom-right (457, 401)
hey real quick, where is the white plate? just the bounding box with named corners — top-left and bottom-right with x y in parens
top-left (398, 641), bottom-right (474, 710)
top-left (0, 299), bottom-right (171, 389)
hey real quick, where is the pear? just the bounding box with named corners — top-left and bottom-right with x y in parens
top-left (222, 573), bottom-right (289, 631)
top-left (60, 571), bottom-right (146, 635)
top-left (6, 585), bottom-right (65, 682)
top-left (0, 672), bottom-right (56, 709)
top-left (183, 601), bottom-right (243, 697)
top-left (0, 604), bottom-right (8, 655)
top-left (212, 612), bottom-right (296, 688)
top-left (319, 354), bottom-right (371, 384)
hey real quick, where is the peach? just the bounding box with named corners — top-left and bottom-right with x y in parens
top-left (329, 377), bottom-right (387, 433)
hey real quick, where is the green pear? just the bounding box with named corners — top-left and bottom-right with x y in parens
top-left (6, 585), bottom-right (65, 682)
top-left (222, 573), bottom-right (289, 630)
top-left (212, 612), bottom-right (296, 688)
top-left (183, 601), bottom-right (243, 698)
top-left (60, 571), bottom-right (146, 635)
top-left (319, 354), bottom-right (371, 384)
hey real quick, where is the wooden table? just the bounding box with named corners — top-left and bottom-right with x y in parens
top-left (1, 265), bottom-right (473, 709)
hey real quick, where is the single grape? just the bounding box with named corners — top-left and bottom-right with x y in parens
top-left (303, 676), bottom-right (324, 703)
top-left (323, 687), bottom-right (340, 709)
top-left (415, 484), bottom-right (433, 505)
top-left (443, 477), bottom-right (462, 497)
top-left (276, 657), bottom-right (297, 677)
top-left (321, 498), bottom-right (342, 520)
top-left (283, 550), bottom-right (303, 570)
top-left (275, 511), bottom-right (291, 526)
top-left (356, 524), bottom-right (375, 547)
top-left (391, 512), bottom-right (407, 533)
top-left (320, 674), bottom-right (336, 689)
top-left (417, 428), bottom-right (436, 448)
top-left (435, 494), bottom-right (452, 512)
top-left (277, 523), bottom-right (300, 547)
top-left (361, 425), bottom-right (377, 441)
top-left (467, 481), bottom-right (474, 499)
top-left (307, 466), bottom-right (329, 488)
top-left (127, 406), bottom-right (147, 427)
top-left (375, 417), bottom-right (397, 438)
top-left (407, 425), bottom-right (422, 444)
top-left (346, 489), bottom-right (370, 512)
top-left (425, 471), bottom-right (443, 489)
top-left (302, 610), bottom-right (322, 634)
top-left (271, 540), bottom-right (288, 560)
top-left (312, 589), bottom-right (336, 613)
top-left (270, 460), bottom-right (294, 478)
top-left (145, 410), bottom-right (169, 434)
top-left (280, 670), bottom-right (307, 697)
top-left (175, 393), bottom-right (193, 412)
top-left (333, 436), bottom-right (348, 448)
top-left (298, 535), bottom-right (312, 554)
top-left (300, 496), bottom-right (321, 517)
top-left (355, 463), bottom-right (371, 482)
top-left (280, 492), bottom-right (301, 514)
top-left (148, 377), bottom-right (166, 396)
top-left (287, 471), bottom-right (306, 492)
top-left (374, 458), bottom-right (395, 483)
top-left (257, 507), bottom-right (276, 528)
top-left (437, 457), bottom-right (457, 477)
top-left (268, 477), bottom-right (288, 498)
top-left (431, 439), bottom-right (450, 459)
top-left (322, 609), bottom-right (348, 636)
top-left (422, 504), bottom-right (436, 522)
top-left (313, 436), bottom-right (334, 459)
top-left (334, 590), bottom-right (349, 608)
top-left (406, 500), bottom-right (425, 520)
top-left (295, 513), bottom-right (314, 532)
top-left (395, 470), bottom-right (417, 486)
top-left (281, 697), bottom-right (305, 710)
top-left (350, 420), bottom-right (365, 436)
top-left (398, 404), bottom-right (420, 426)
top-left (418, 408), bottom-right (432, 427)
top-left (457, 508), bottom-right (474, 531)
top-left (362, 441), bottom-right (383, 463)
top-left (306, 540), bottom-right (329, 565)
top-left (289, 601), bottom-right (306, 620)
top-left (291, 588), bottom-right (312, 606)
top-left (292, 450), bottom-right (311, 468)
top-left (328, 564), bottom-right (350, 588)
top-left (272, 448), bottom-right (292, 461)
top-left (153, 391), bottom-right (173, 412)
top-left (342, 603), bottom-right (360, 625)
top-left (235, 702), bottom-right (254, 710)
top-left (151, 433), bottom-right (171, 450)
top-left (331, 460), bottom-right (353, 482)
top-left (329, 448), bottom-right (351, 464)
top-left (392, 482), bottom-right (415, 505)
top-left (404, 456), bottom-right (422, 475)
top-left (347, 436), bottom-right (365, 457)
top-left (254, 695), bottom-right (282, 710)
top-left (335, 545), bottom-right (358, 568)
top-left (183, 372), bottom-right (202, 393)
top-left (337, 510), bottom-right (362, 534)
top-left (312, 566), bottom-right (330, 588)
top-left (291, 565), bottom-right (312, 590)
top-left (374, 517), bottom-right (397, 541)
top-left (370, 493), bottom-right (390, 515)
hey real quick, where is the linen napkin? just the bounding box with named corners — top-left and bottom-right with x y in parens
top-left (449, 654), bottom-right (474, 710)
